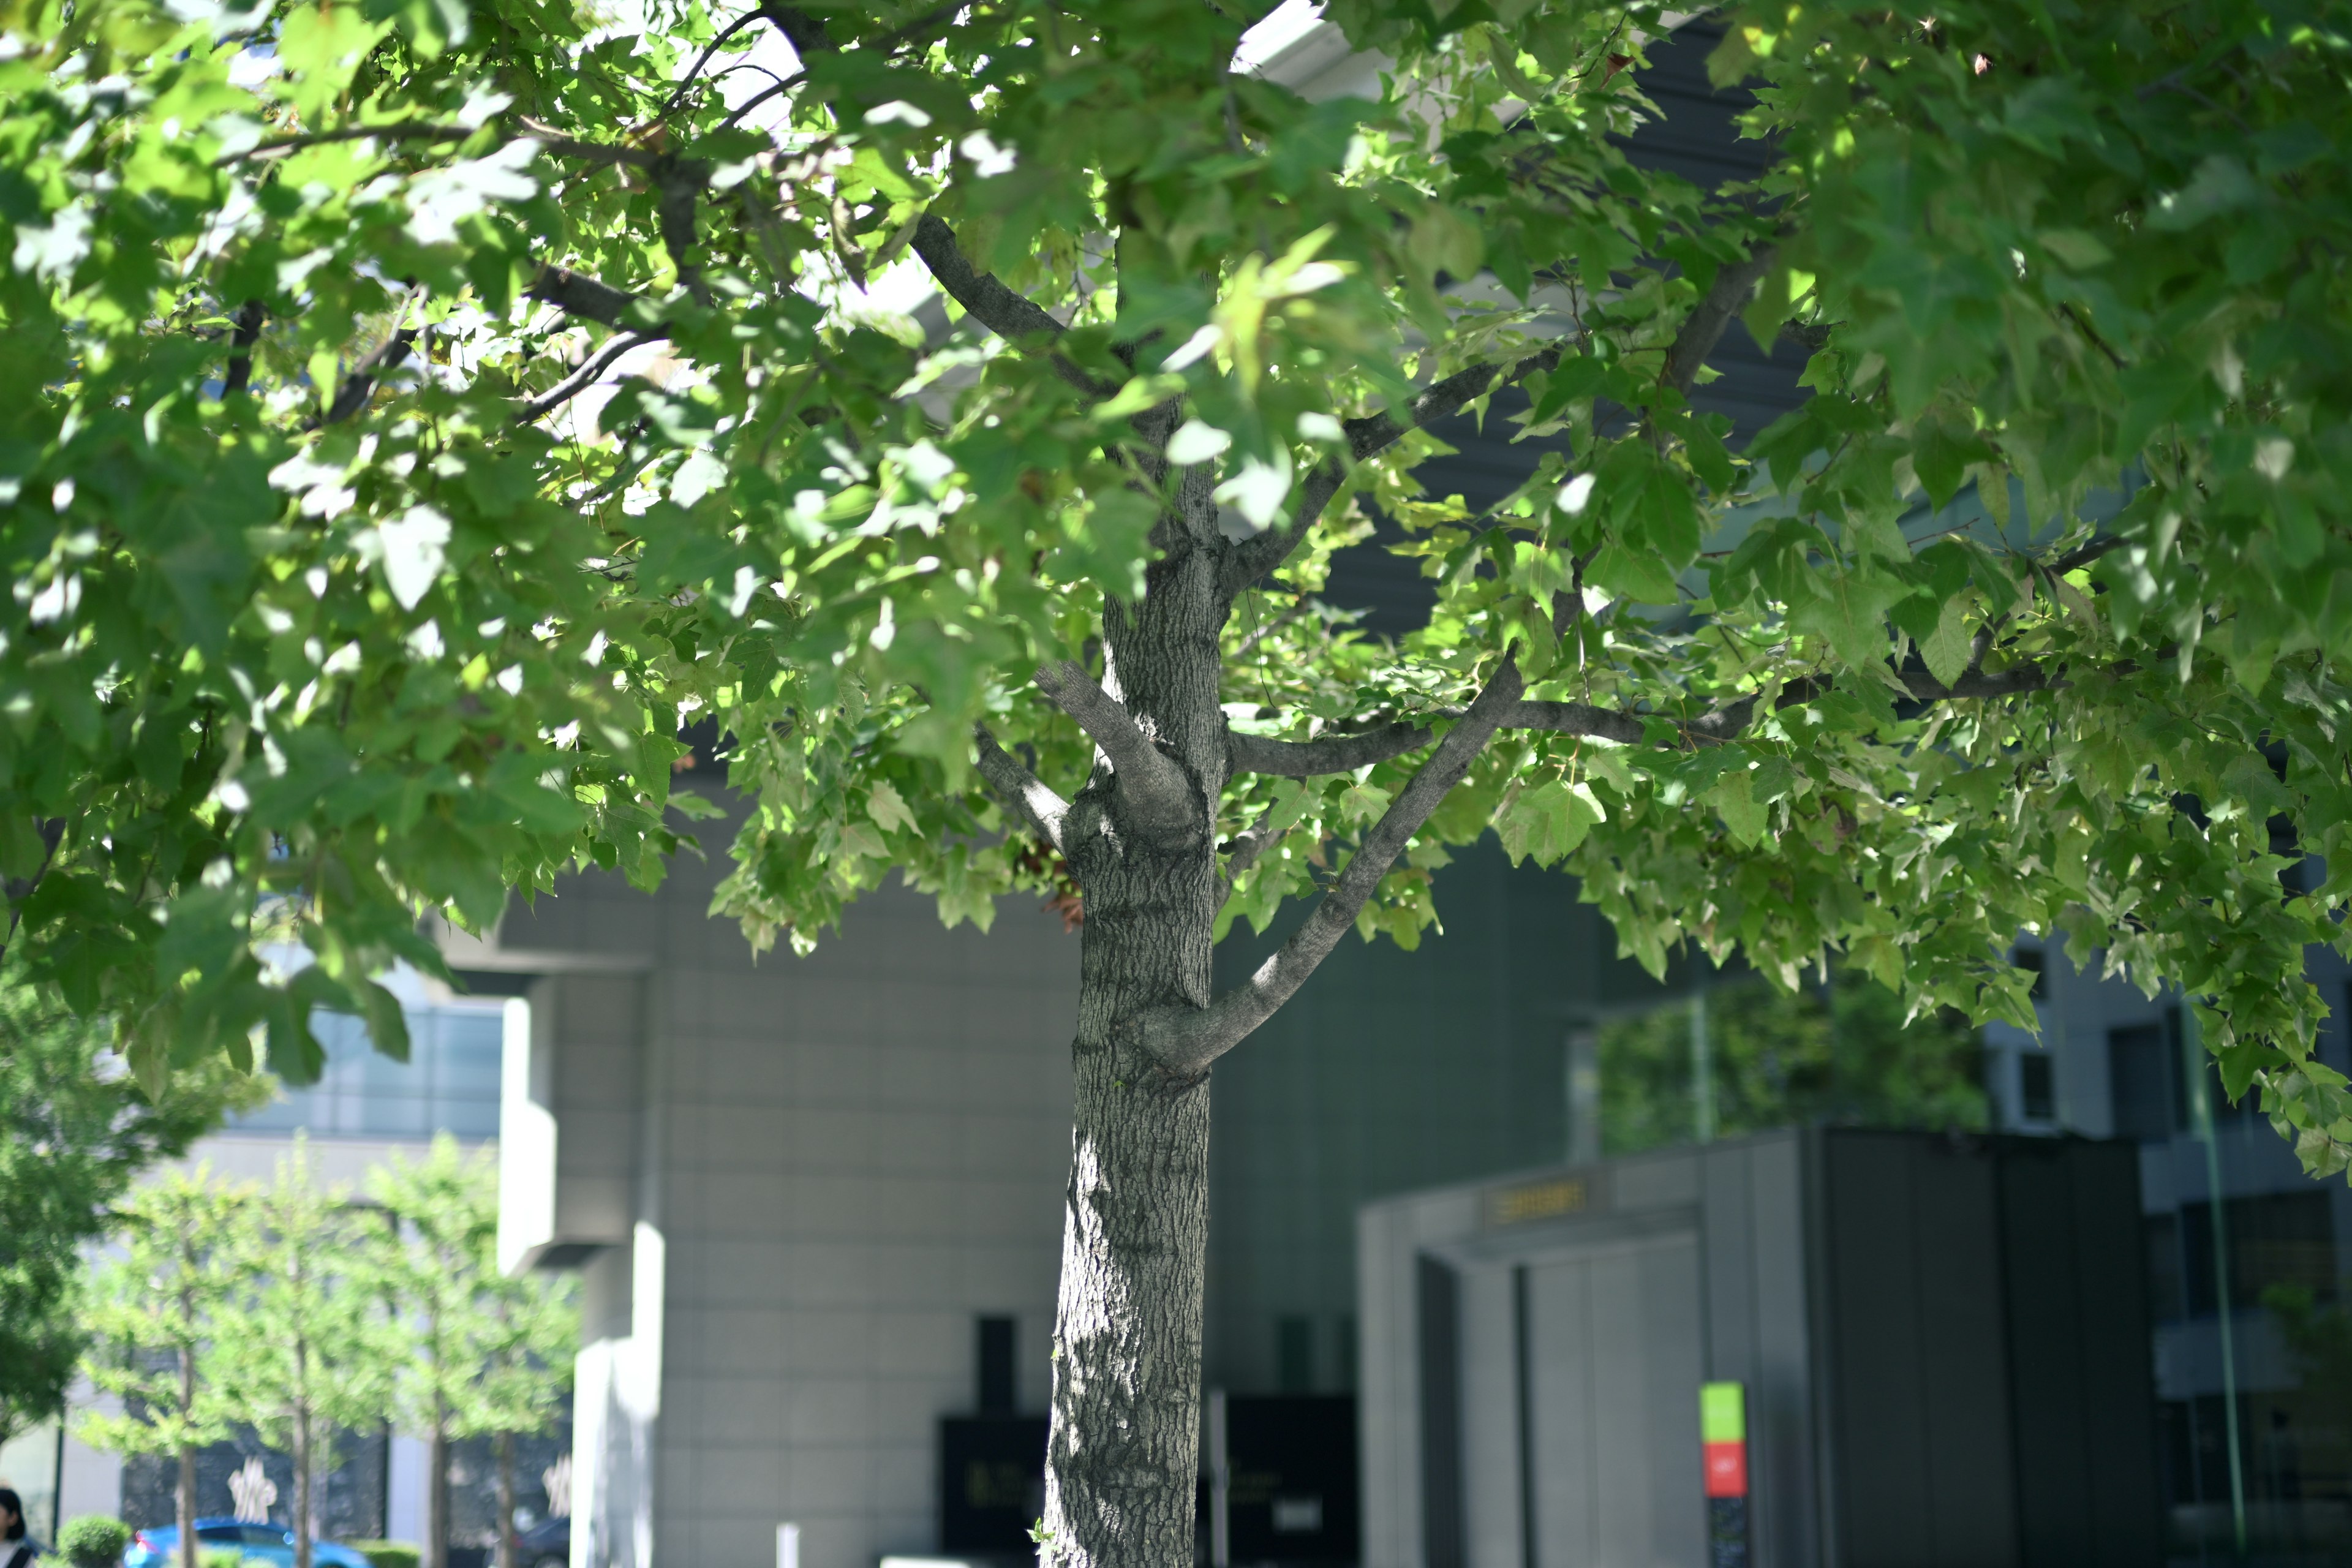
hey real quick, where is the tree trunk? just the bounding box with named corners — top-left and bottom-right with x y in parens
top-left (426, 1410), bottom-right (448, 1568)
top-left (496, 1431), bottom-right (516, 1568)
top-left (293, 1409), bottom-right (313, 1568)
top-left (1039, 492), bottom-right (1229, 1568)
top-left (178, 1341), bottom-right (198, 1568)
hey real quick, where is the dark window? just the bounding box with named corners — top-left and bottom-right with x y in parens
top-left (1277, 1315), bottom-right (1315, 1393)
top-left (976, 1315), bottom-right (1016, 1414)
top-left (2013, 946), bottom-right (2048, 1001)
top-left (1333, 1313), bottom-right (1359, 1393)
top-left (2180, 1193), bottom-right (2336, 1314)
top-left (2019, 1052), bottom-right (2056, 1121)
top-left (2145, 1213), bottom-right (2185, 1324)
top-left (2109, 1022), bottom-right (2178, 1140)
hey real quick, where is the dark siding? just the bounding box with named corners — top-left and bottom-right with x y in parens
top-left (1820, 1132), bottom-right (2019, 1568)
top-left (1417, 1254), bottom-right (1467, 1568)
top-left (1996, 1139), bottom-right (2164, 1567)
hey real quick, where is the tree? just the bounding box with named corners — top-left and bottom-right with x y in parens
top-left (366, 1135), bottom-right (574, 1568)
top-left (474, 1263), bottom-right (576, 1568)
top-left (209, 1139), bottom-right (399, 1568)
top-left (7, 2), bottom-right (2352, 1564)
top-left (366, 1137), bottom-right (495, 1568)
top-left (0, 979), bottom-right (260, 1448)
top-left (80, 1169), bottom-right (253, 1568)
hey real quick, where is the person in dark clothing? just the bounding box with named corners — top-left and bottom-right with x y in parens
top-left (0, 1487), bottom-right (36, 1568)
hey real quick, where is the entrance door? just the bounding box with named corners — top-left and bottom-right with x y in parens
top-left (1522, 1232), bottom-right (1705, 1568)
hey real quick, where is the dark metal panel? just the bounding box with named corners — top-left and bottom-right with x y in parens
top-left (1996, 1140), bottom-right (2164, 1567)
top-left (1907, 1142), bottom-right (2020, 1568)
top-left (1821, 1133), bottom-right (2023, 1568)
top-left (1822, 1134), bottom-right (1936, 1566)
top-left (1417, 1254), bottom-right (1467, 1568)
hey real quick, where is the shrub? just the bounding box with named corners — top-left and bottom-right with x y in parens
top-left (59, 1517), bottom-right (133, 1568)
top-left (351, 1544), bottom-right (421, 1568)
top-left (198, 1549), bottom-right (246, 1568)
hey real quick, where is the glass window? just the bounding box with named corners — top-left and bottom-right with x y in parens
top-left (2109, 1022), bottom-right (2177, 1140)
top-left (233, 998), bottom-right (507, 1140)
top-left (2019, 1052), bottom-right (2056, 1121)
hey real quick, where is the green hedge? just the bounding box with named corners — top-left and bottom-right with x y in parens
top-left (59, 1516), bottom-right (132, 1568)
top-left (198, 1548), bottom-right (247, 1568)
top-left (349, 1542), bottom-right (421, 1568)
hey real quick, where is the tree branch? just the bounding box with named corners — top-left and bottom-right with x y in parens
top-left (1219, 799), bottom-right (1286, 889)
top-left (1, 816), bottom-right (65, 967)
top-left (719, 2), bottom-right (959, 128)
top-left (1663, 240), bottom-right (1778, 396)
top-left (311, 325), bottom-right (418, 429)
top-left (651, 156), bottom-right (715, 306)
top-left (1133, 655), bottom-right (1526, 1076)
top-left (527, 268), bottom-right (647, 329)
top-left (217, 122), bottom-right (472, 165)
top-left (221, 300), bottom-right (265, 396)
top-left (656, 9), bottom-right (775, 119)
top-left (974, 722), bottom-right (1071, 854)
top-left (515, 332), bottom-right (654, 424)
top-left (2052, 533), bottom-right (2127, 573)
top-left (1226, 720), bottom-right (1437, 777)
top-left (217, 122), bottom-right (657, 168)
top-left (908, 215), bottom-right (1109, 396)
top-left (1031, 661), bottom-right (1196, 838)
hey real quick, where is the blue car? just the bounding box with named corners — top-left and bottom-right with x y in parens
top-left (127, 1520), bottom-right (375, 1568)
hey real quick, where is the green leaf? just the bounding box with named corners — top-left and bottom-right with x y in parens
top-left (1920, 595), bottom-right (1973, 690)
top-left (1707, 771), bottom-right (1768, 848)
top-left (1494, 778), bottom-right (1604, 867)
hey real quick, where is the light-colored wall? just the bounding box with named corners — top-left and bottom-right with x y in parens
top-left (484, 826), bottom-right (1081, 1568)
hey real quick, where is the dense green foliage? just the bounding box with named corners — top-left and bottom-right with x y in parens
top-left (0, 981), bottom-right (260, 1445)
top-left (1597, 964), bottom-right (1988, 1156)
top-left (81, 1165), bottom-right (252, 1480)
top-left (5, 0), bottom-right (2352, 1172)
top-left (59, 1514), bottom-right (134, 1568)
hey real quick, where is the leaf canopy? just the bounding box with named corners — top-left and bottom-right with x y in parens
top-left (6, 0), bottom-right (2352, 1169)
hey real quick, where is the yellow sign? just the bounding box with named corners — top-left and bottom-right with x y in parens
top-left (1487, 1177), bottom-right (1588, 1227)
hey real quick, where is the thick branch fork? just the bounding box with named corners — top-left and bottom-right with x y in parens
top-left (1031, 662), bottom-right (1197, 839)
top-left (974, 722), bottom-right (1071, 853)
top-left (1133, 655), bottom-right (1528, 1076)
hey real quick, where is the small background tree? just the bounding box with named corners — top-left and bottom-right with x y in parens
top-left (368, 1136), bottom-right (571, 1568)
top-left (1, 978), bottom-right (262, 1449)
top-left (80, 1168), bottom-right (252, 1568)
top-left (209, 1139), bottom-right (399, 1568)
top-left (472, 1268), bottom-right (577, 1568)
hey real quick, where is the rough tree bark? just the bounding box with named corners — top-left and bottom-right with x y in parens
top-left (1037, 458), bottom-right (1229, 1568)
